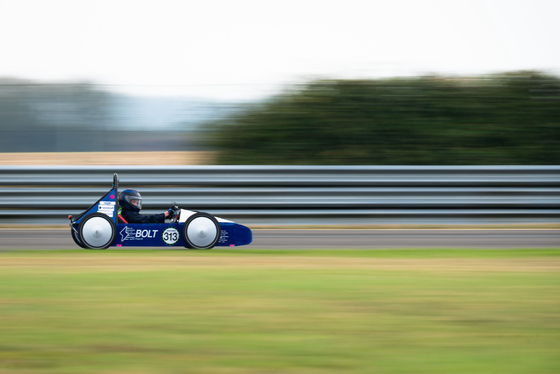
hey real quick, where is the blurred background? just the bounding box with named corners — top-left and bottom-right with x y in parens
top-left (1, 72), bottom-right (559, 165)
top-left (0, 0), bottom-right (559, 226)
top-left (1, 0), bottom-right (559, 166)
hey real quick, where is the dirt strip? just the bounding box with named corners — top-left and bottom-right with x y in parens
top-left (1, 256), bottom-right (558, 272)
top-left (0, 151), bottom-right (215, 165)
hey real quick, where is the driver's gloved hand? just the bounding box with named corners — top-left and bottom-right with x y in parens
top-left (166, 209), bottom-right (176, 219)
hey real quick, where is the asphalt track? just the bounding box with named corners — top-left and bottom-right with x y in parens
top-left (0, 229), bottom-right (558, 250)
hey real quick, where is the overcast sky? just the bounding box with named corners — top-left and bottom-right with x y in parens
top-left (1, 0), bottom-right (559, 100)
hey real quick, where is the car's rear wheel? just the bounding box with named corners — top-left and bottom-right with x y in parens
top-left (78, 213), bottom-right (116, 249)
top-left (183, 212), bottom-right (220, 249)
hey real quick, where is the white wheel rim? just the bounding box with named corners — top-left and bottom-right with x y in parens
top-left (187, 217), bottom-right (218, 247)
top-left (82, 217), bottom-right (113, 247)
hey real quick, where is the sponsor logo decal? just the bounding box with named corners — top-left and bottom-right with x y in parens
top-left (120, 227), bottom-right (136, 241)
top-left (98, 201), bottom-right (115, 217)
top-left (120, 227), bottom-right (159, 241)
top-left (162, 227), bottom-right (180, 245)
top-left (218, 229), bottom-right (229, 244)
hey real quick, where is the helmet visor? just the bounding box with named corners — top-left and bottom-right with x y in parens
top-left (125, 195), bottom-right (142, 210)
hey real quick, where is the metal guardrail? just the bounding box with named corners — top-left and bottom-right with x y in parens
top-left (1, 166), bottom-right (559, 225)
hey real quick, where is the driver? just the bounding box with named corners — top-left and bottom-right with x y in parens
top-left (118, 189), bottom-right (175, 223)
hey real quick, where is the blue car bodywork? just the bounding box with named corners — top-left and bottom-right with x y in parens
top-left (69, 174), bottom-right (252, 249)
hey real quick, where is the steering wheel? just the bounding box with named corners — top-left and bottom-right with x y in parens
top-left (171, 204), bottom-right (180, 223)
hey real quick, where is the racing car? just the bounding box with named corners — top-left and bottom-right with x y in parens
top-left (68, 173), bottom-right (252, 249)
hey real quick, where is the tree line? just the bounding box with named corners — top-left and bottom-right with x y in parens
top-left (209, 71), bottom-right (560, 165)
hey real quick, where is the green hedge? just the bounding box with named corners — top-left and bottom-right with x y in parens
top-left (209, 71), bottom-right (560, 165)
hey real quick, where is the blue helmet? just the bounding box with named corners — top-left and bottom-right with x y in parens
top-left (118, 189), bottom-right (142, 212)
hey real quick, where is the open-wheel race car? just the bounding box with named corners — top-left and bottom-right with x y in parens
top-left (68, 174), bottom-right (252, 249)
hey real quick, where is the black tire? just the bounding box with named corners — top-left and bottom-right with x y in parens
top-left (183, 212), bottom-right (220, 249)
top-left (78, 213), bottom-right (116, 249)
top-left (71, 228), bottom-right (87, 248)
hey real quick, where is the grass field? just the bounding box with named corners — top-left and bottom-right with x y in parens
top-left (0, 249), bottom-right (559, 374)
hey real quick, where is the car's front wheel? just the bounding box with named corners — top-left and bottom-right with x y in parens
top-left (183, 212), bottom-right (220, 249)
